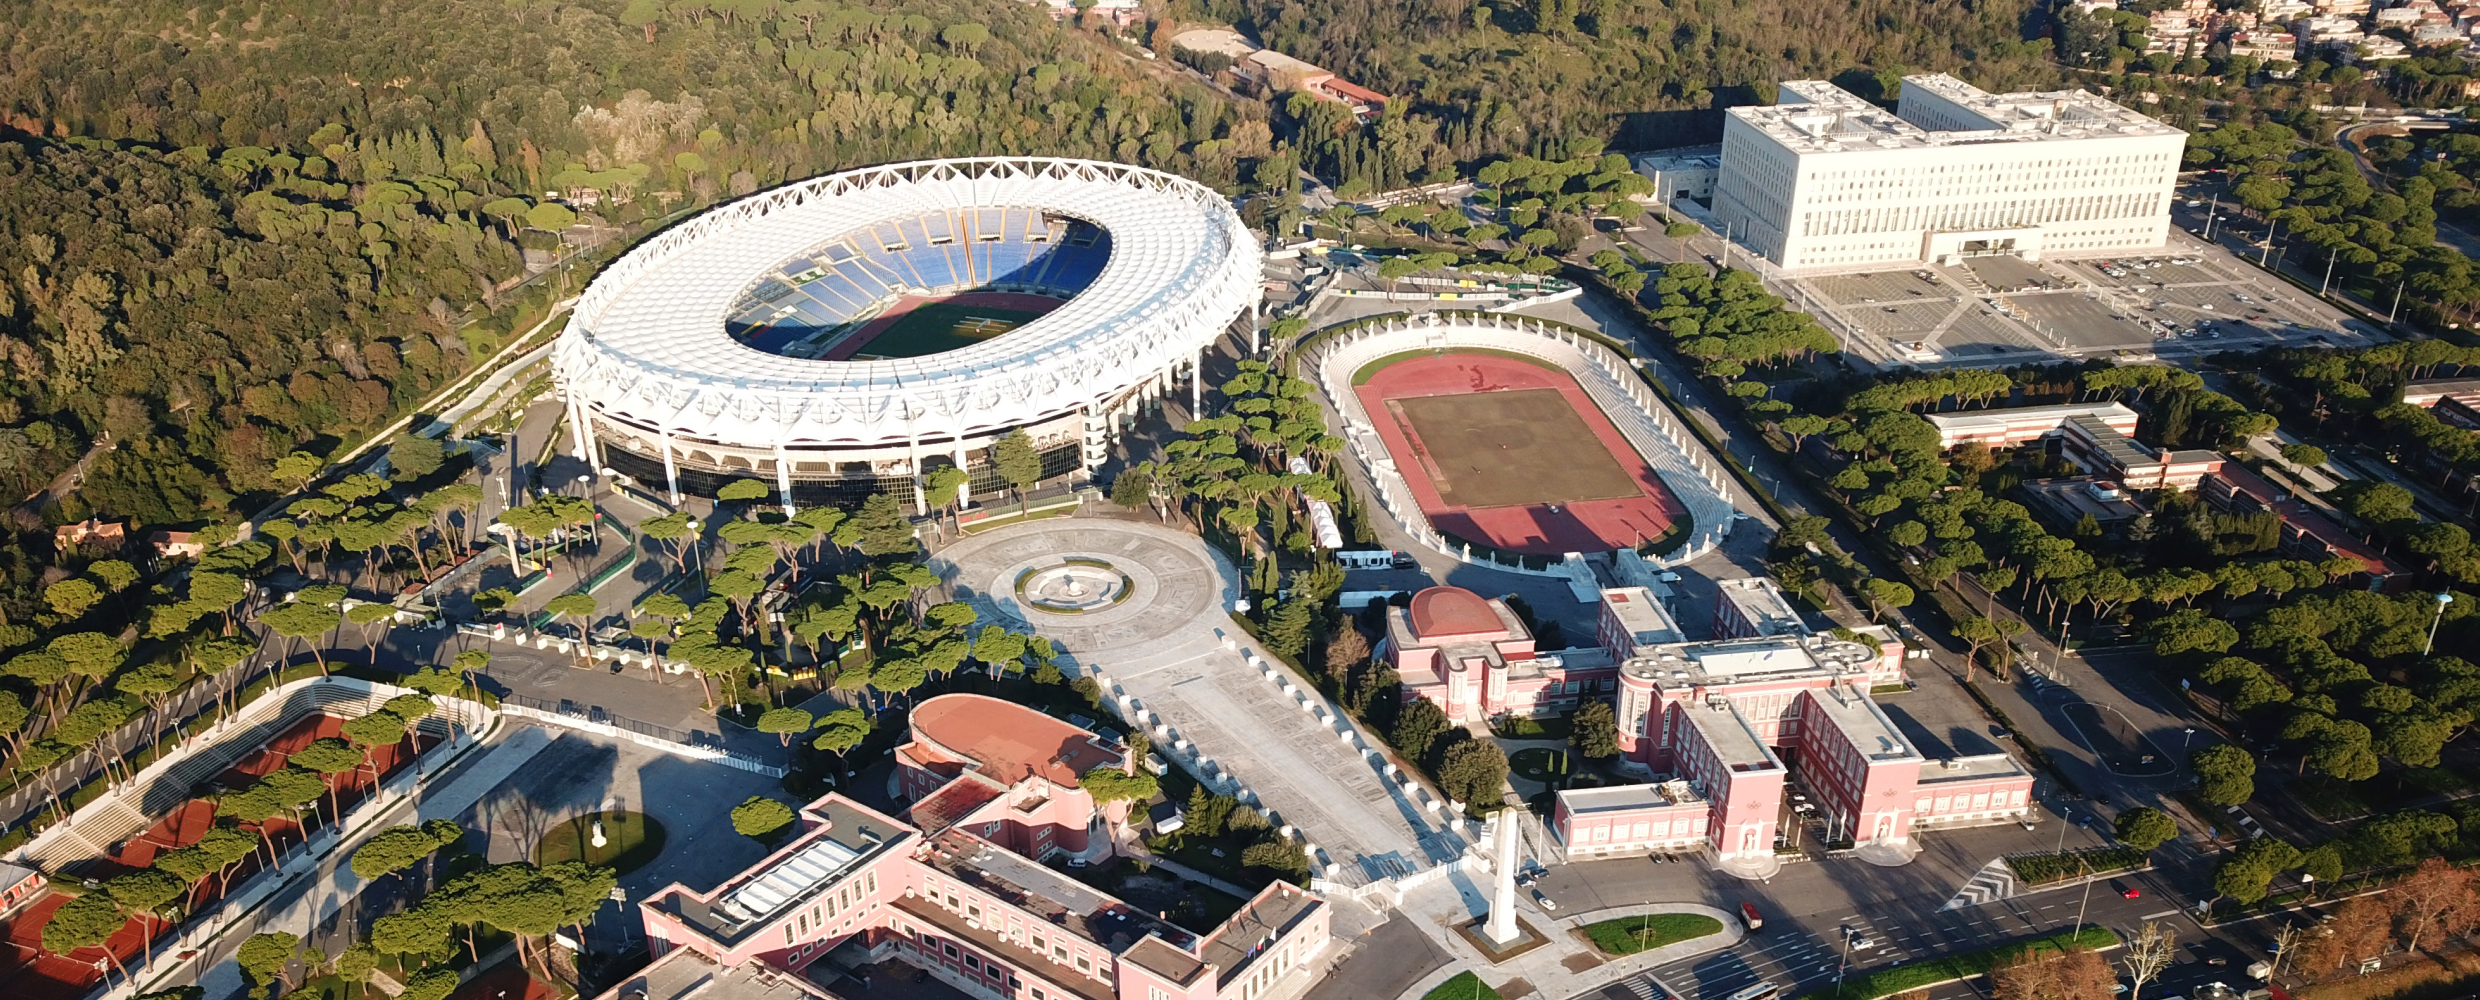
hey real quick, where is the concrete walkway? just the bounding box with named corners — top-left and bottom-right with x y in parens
top-left (1384, 895), bottom-right (1742, 1000)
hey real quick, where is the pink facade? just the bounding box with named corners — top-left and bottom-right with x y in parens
top-left (1561, 584), bottom-right (2031, 867)
top-left (624, 709), bottom-right (1332, 1000)
top-left (896, 694), bottom-right (1128, 858)
top-left (1391, 587), bottom-right (1616, 724)
top-left (1924, 402), bottom-right (2139, 450)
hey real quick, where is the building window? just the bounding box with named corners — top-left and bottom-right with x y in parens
top-left (944, 942), bottom-right (961, 959)
top-left (784, 925), bottom-right (796, 945)
top-left (967, 955), bottom-right (983, 972)
top-left (1154, 989), bottom-right (1172, 1000)
top-left (1078, 956), bottom-right (1093, 973)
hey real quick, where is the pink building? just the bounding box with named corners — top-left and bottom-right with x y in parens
top-left (1388, 587), bottom-right (1616, 724)
top-left (617, 707), bottom-right (1333, 1000)
top-left (896, 694), bottom-right (1127, 859)
top-left (2202, 463), bottom-right (2406, 588)
top-left (1559, 584), bottom-right (2032, 871)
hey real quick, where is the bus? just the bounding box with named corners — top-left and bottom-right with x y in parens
top-left (1725, 983), bottom-right (1781, 1000)
top-left (1739, 902), bottom-right (1764, 931)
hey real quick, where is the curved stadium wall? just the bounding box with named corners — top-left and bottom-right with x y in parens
top-left (552, 157), bottom-right (1259, 508)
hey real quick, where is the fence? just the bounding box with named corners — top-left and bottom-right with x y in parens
top-left (1300, 310), bottom-right (1741, 575)
top-left (496, 693), bottom-right (784, 777)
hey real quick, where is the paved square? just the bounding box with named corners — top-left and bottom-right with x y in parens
top-left (929, 518), bottom-right (1468, 884)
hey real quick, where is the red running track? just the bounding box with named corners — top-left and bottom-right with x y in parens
top-left (1355, 353), bottom-right (1686, 556)
top-left (821, 291), bottom-right (1069, 361)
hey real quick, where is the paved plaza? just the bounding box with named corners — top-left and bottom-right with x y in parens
top-left (929, 515), bottom-right (1472, 885)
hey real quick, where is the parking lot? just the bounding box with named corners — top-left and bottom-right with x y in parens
top-left (1788, 233), bottom-right (2380, 368)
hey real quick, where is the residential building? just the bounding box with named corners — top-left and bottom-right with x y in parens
top-left (1711, 75), bottom-right (2185, 271)
top-left (148, 530), bottom-right (205, 560)
top-left (2224, 28), bottom-right (2302, 59)
top-left (53, 518), bottom-right (125, 549)
top-left (617, 701), bottom-right (1333, 1000)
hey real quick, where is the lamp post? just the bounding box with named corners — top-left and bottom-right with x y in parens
top-left (2427, 591), bottom-right (2454, 656)
top-left (2073, 856), bottom-right (2097, 936)
top-left (2184, 726), bottom-right (2196, 749)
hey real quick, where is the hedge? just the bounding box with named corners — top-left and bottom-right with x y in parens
top-left (2009, 846), bottom-right (2147, 886)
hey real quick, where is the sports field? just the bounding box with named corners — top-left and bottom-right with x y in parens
top-left (1355, 352), bottom-right (1685, 556)
top-left (824, 292), bottom-right (1064, 360)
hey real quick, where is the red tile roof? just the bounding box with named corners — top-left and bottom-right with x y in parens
top-left (1409, 586), bottom-right (1505, 639)
top-left (908, 694), bottom-right (1120, 788)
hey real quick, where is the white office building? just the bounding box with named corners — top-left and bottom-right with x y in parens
top-left (1712, 74), bottom-right (2186, 272)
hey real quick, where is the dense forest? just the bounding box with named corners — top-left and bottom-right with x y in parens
top-left (0, 0), bottom-right (1257, 622)
top-left (1184, 0), bottom-right (2064, 189)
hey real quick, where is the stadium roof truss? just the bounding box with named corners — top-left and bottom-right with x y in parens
top-left (553, 158), bottom-right (1257, 451)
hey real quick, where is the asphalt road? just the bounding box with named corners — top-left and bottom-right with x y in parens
top-left (1548, 850), bottom-right (2263, 1000)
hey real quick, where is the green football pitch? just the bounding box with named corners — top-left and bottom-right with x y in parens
top-left (846, 302), bottom-right (1049, 359)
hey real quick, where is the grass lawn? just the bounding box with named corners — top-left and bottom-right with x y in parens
top-left (852, 302), bottom-right (1045, 359)
top-left (1422, 972), bottom-right (1504, 1000)
top-left (535, 811), bottom-right (668, 875)
top-left (1582, 913), bottom-right (1724, 956)
top-left (1508, 747), bottom-right (1572, 782)
top-left (1491, 713), bottom-right (1572, 740)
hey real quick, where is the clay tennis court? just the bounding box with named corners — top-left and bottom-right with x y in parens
top-left (1356, 352), bottom-right (1685, 556)
top-left (822, 291), bottom-right (1066, 360)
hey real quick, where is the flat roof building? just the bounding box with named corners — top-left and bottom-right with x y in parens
top-left (1713, 75), bottom-right (2185, 271)
top-left (1552, 582), bottom-right (2030, 873)
top-left (618, 700), bottom-right (1333, 1000)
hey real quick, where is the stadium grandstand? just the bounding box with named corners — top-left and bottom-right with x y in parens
top-left (552, 158), bottom-right (1259, 510)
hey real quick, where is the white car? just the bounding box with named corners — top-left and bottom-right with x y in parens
top-left (1533, 890), bottom-right (1558, 911)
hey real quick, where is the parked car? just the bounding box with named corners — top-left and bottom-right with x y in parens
top-left (1533, 890), bottom-right (1558, 912)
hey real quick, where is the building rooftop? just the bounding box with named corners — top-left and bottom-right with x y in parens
top-left (2068, 413), bottom-right (2160, 470)
top-left (917, 830), bottom-right (1195, 952)
top-left (1558, 780), bottom-right (1707, 815)
top-left (1409, 586), bottom-right (1515, 639)
top-left (1603, 587), bottom-right (1684, 648)
top-left (1681, 698), bottom-right (1780, 773)
top-left (617, 947), bottom-right (835, 1000)
top-left (910, 694), bottom-right (1123, 789)
top-left (664, 798), bottom-right (907, 945)
top-left (1923, 402), bottom-right (2137, 440)
top-left (1623, 633), bottom-right (1882, 688)
top-left (1916, 752), bottom-right (2032, 783)
top-left (1804, 684), bottom-right (1920, 764)
top-left (1732, 77), bottom-right (2177, 156)
top-left (890, 897), bottom-right (1118, 1000)
top-left (1199, 883), bottom-right (1324, 988)
top-left (1716, 578), bottom-right (1808, 638)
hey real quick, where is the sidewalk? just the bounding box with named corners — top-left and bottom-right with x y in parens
top-left (1384, 892), bottom-right (1743, 1000)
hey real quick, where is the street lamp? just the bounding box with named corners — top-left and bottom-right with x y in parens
top-left (2184, 726), bottom-right (2196, 749)
top-left (2427, 592), bottom-right (2454, 657)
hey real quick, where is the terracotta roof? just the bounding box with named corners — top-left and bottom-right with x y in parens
top-left (1409, 586), bottom-right (1504, 639)
top-left (908, 772), bottom-right (1004, 836)
top-left (909, 694), bottom-right (1120, 788)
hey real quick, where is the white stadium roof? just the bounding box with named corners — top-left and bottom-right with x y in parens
top-left (553, 158), bottom-right (1256, 451)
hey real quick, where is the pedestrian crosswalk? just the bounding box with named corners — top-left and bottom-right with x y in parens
top-left (1939, 858), bottom-right (2020, 910)
top-left (2224, 804), bottom-right (2265, 839)
top-left (1600, 974), bottom-right (1672, 1000)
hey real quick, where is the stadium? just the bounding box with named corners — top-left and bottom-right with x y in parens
top-left (551, 158), bottom-right (1260, 508)
top-left (1304, 311), bottom-right (1739, 568)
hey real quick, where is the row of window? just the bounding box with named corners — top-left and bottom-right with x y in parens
top-left (1798, 192), bottom-right (2168, 238)
top-left (1574, 813), bottom-right (1710, 843)
top-left (783, 869), bottom-right (882, 945)
top-left (916, 875), bottom-right (1112, 984)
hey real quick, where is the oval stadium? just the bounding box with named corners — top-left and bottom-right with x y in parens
top-left (551, 157), bottom-right (1260, 509)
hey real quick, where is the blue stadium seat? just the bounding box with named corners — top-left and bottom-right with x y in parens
top-left (909, 246), bottom-right (957, 288)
